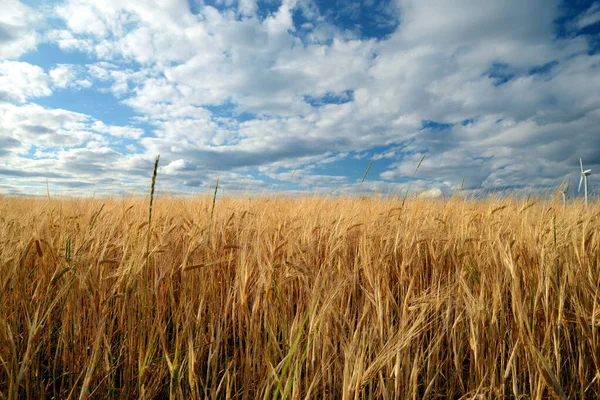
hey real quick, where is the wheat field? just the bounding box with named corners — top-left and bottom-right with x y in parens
top-left (0, 193), bottom-right (599, 399)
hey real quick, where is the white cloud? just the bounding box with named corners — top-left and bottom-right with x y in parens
top-left (49, 65), bottom-right (75, 88)
top-left (87, 63), bottom-right (153, 97)
top-left (54, 1), bottom-right (108, 36)
top-left (575, 3), bottom-right (600, 30)
top-left (45, 29), bottom-right (94, 53)
top-left (0, 61), bottom-right (51, 103)
top-left (91, 121), bottom-right (144, 139)
top-left (0, 0), bottom-right (42, 59)
top-left (265, 0), bottom-right (297, 35)
top-left (396, 0), bottom-right (558, 45)
top-left (0, 0), bottom-right (598, 196)
top-left (0, 103), bottom-right (147, 159)
top-left (0, 102), bottom-right (156, 196)
top-left (159, 159), bottom-right (193, 174)
top-left (49, 64), bottom-right (93, 89)
top-left (419, 187), bottom-right (443, 198)
top-left (0, 61), bottom-right (92, 103)
top-left (0, 102), bottom-right (93, 150)
top-left (238, 0), bottom-right (257, 16)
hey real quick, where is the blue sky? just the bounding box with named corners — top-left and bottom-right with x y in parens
top-left (0, 0), bottom-right (599, 197)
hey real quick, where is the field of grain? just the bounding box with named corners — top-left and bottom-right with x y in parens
top-left (0, 193), bottom-right (598, 399)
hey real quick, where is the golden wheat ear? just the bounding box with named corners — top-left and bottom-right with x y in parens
top-left (1, 190), bottom-right (597, 398)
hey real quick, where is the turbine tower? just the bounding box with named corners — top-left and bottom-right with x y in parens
top-left (561, 178), bottom-right (570, 207)
top-left (579, 158), bottom-right (591, 207)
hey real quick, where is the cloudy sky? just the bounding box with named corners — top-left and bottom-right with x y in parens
top-left (0, 0), bottom-right (599, 197)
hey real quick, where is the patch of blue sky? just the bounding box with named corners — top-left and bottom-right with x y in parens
top-left (20, 145), bottom-right (42, 160)
top-left (578, 20), bottom-right (600, 36)
top-left (555, 0), bottom-right (600, 54)
top-left (204, 101), bottom-right (257, 123)
top-left (32, 87), bottom-right (139, 127)
top-left (528, 60), bottom-right (559, 76)
top-left (200, 0), bottom-right (281, 19)
top-left (307, 0), bottom-right (398, 40)
top-left (256, 0), bottom-right (289, 20)
top-left (20, 43), bottom-right (150, 128)
top-left (109, 137), bottom-right (145, 154)
top-left (355, 140), bottom-right (426, 160)
top-left (304, 90), bottom-right (353, 107)
top-left (421, 120), bottom-right (452, 131)
top-left (130, 122), bottom-right (155, 138)
top-left (301, 150), bottom-right (392, 183)
top-left (421, 118), bottom-right (475, 130)
top-left (486, 62), bottom-right (515, 86)
top-left (472, 155), bottom-right (493, 163)
top-left (19, 0), bottom-right (51, 7)
top-left (580, 23), bottom-right (600, 55)
top-left (20, 42), bottom-right (94, 70)
top-left (355, 158), bottom-right (391, 182)
top-left (20, 145), bottom-right (67, 160)
top-left (186, 0), bottom-right (202, 15)
top-left (197, 0), bottom-right (231, 14)
top-left (555, 0), bottom-right (598, 35)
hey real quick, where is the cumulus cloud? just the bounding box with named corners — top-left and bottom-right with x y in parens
top-left (419, 187), bottom-right (443, 198)
top-left (159, 159), bottom-right (194, 175)
top-left (238, 0), bottom-right (257, 16)
top-left (45, 29), bottom-right (94, 53)
top-left (49, 64), bottom-right (93, 89)
top-left (0, 61), bottom-right (52, 103)
top-left (0, 0), bottom-right (598, 196)
top-left (0, 105), bottom-right (153, 195)
top-left (396, 0), bottom-right (558, 45)
top-left (0, 0), bottom-right (42, 59)
top-left (0, 101), bottom-right (157, 197)
top-left (0, 103), bottom-right (99, 150)
top-left (91, 120), bottom-right (143, 139)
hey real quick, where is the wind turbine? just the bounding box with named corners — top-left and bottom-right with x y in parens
top-left (579, 158), bottom-right (591, 207)
top-left (560, 177), bottom-right (570, 207)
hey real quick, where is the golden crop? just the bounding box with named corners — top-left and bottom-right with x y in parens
top-left (0, 194), bottom-right (598, 399)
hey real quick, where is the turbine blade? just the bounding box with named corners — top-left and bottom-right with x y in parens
top-left (579, 175), bottom-right (583, 192)
top-left (581, 158), bottom-right (584, 173)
